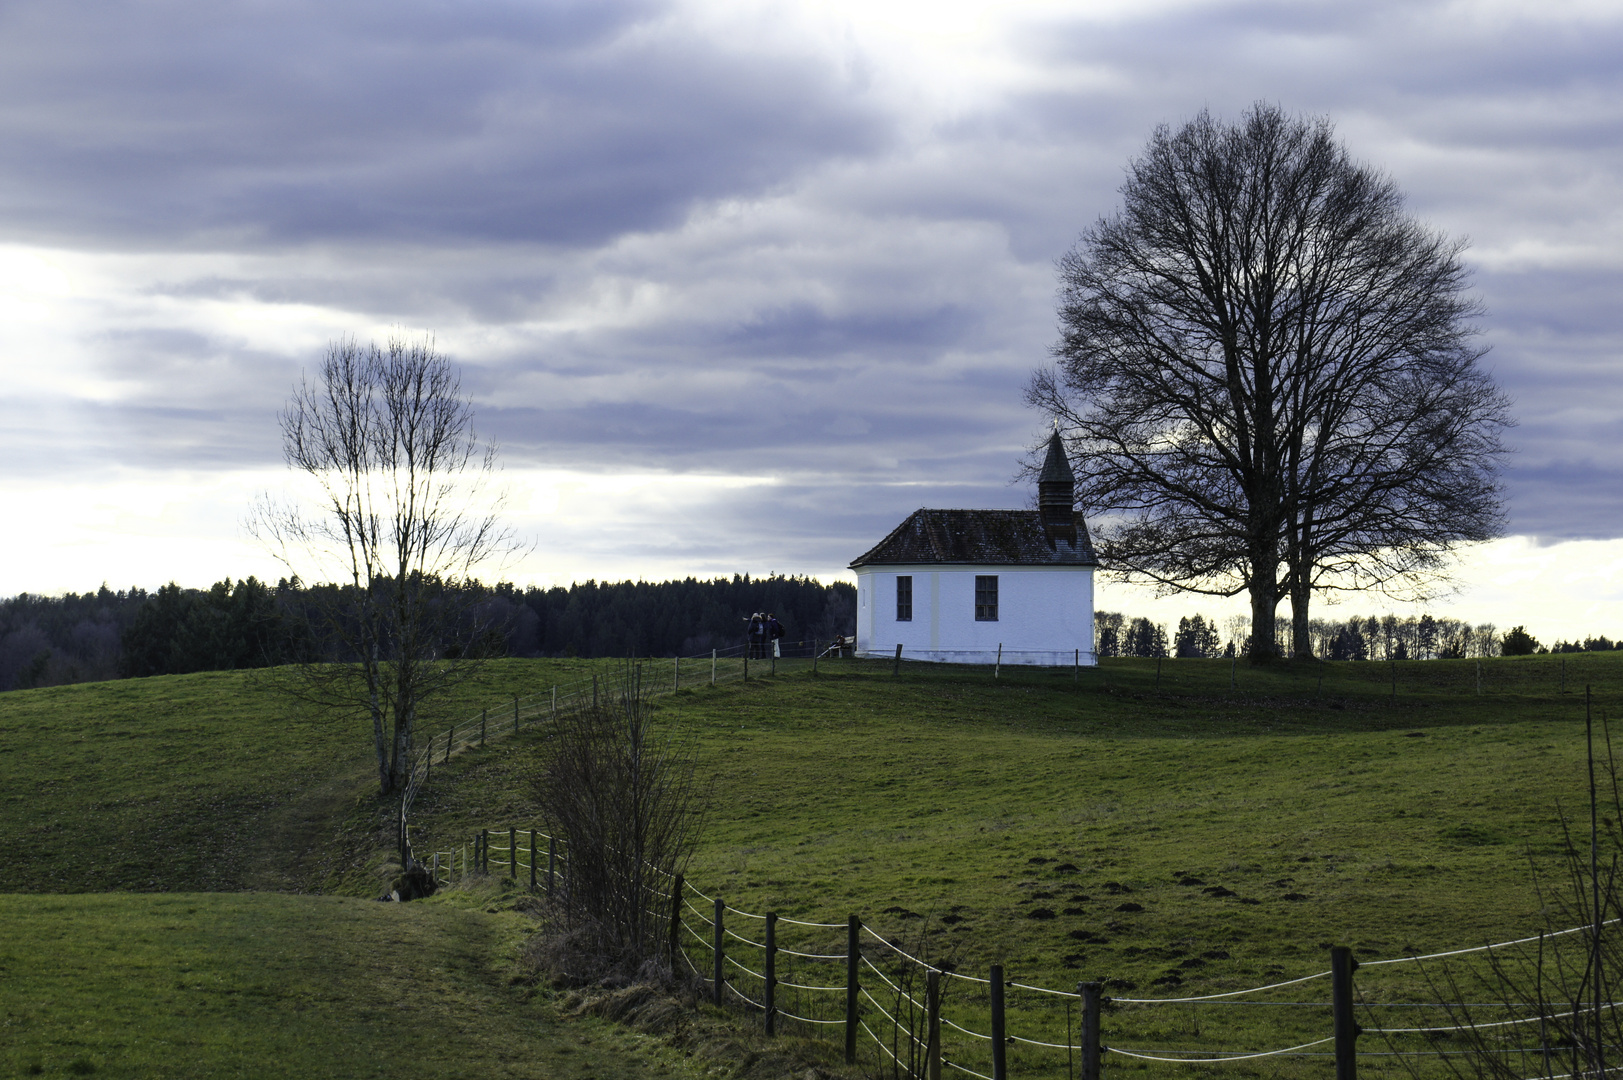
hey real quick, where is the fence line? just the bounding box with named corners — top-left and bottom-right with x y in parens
top-left (432, 815), bottom-right (1616, 1079)
top-left (408, 654), bottom-right (1620, 1077)
top-left (401, 634), bottom-right (1138, 852)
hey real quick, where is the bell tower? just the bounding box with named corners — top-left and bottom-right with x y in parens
top-left (1038, 429), bottom-right (1076, 543)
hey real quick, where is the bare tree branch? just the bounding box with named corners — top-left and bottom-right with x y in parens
top-left (1029, 104), bottom-right (1511, 661)
top-left (248, 333), bottom-right (523, 832)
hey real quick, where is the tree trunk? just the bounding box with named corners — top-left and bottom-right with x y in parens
top-left (368, 642), bottom-right (389, 794)
top-left (1248, 584), bottom-right (1281, 664)
top-left (372, 698), bottom-right (390, 793)
top-left (389, 655), bottom-right (414, 794)
top-left (1290, 578), bottom-right (1315, 660)
top-left (1246, 523), bottom-right (1283, 663)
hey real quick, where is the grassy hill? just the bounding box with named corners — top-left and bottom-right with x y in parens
top-left (3, 651), bottom-right (1619, 1078)
top-left (406, 651), bottom-right (1623, 1078)
top-left (0, 888), bottom-right (701, 1079)
top-left (0, 659), bottom-right (624, 894)
top-left (0, 659), bottom-right (712, 1080)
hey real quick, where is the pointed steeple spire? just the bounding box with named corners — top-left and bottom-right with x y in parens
top-left (1037, 428), bottom-right (1077, 543)
top-left (1038, 428), bottom-right (1074, 486)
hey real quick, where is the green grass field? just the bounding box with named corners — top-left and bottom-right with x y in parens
top-left (400, 650), bottom-right (1622, 1078)
top-left (3, 650), bottom-right (1620, 1079)
top-left (0, 659), bottom-right (630, 894)
top-left (0, 888), bottom-right (697, 1079)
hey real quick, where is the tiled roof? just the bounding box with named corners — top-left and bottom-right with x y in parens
top-left (849, 509), bottom-right (1098, 568)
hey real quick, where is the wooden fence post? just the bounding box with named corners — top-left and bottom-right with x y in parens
top-left (893, 643), bottom-right (903, 677)
top-left (845, 915), bottom-right (860, 1065)
top-left (547, 837), bottom-right (556, 898)
top-left (529, 832), bottom-right (536, 892)
top-left (431, 852), bottom-right (438, 883)
top-left (765, 912), bottom-right (778, 1036)
top-left (481, 829), bottom-right (489, 874)
top-left (551, 685), bottom-right (557, 720)
top-left (1080, 981), bottom-right (1101, 1080)
top-left (711, 648), bottom-right (717, 686)
top-left (926, 969), bottom-right (942, 1080)
top-left (990, 964), bottom-right (1007, 1080)
top-left (1333, 945), bottom-right (1359, 1080)
top-left (669, 874), bottom-right (684, 973)
top-left (995, 644), bottom-right (1002, 679)
top-left (509, 827), bottom-right (517, 880)
top-left (744, 653), bottom-right (749, 681)
top-left (713, 898), bottom-right (725, 1006)
top-left (674, 655), bottom-right (679, 691)
top-left (1231, 652), bottom-right (1237, 690)
top-left (1074, 648), bottom-right (1080, 685)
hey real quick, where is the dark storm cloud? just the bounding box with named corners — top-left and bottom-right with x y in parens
top-left (987, 1), bottom-right (1623, 543)
top-left (0, 0), bottom-right (888, 250)
top-left (5, 0), bottom-right (1622, 595)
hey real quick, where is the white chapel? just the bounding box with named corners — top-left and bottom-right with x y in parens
top-left (849, 432), bottom-right (1098, 666)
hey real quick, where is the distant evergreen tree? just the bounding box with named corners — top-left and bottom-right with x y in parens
top-left (1174, 615), bottom-right (1221, 658)
top-left (0, 586), bottom-right (147, 690)
top-left (1094, 612), bottom-right (1124, 658)
top-left (1123, 617), bottom-right (1169, 658)
top-left (119, 577), bottom-right (308, 678)
top-left (1501, 626), bottom-right (1540, 656)
top-left (504, 574), bottom-right (855, 658)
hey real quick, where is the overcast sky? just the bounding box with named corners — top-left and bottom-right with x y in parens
top-left (2, 0), bottom-right (1620, 642)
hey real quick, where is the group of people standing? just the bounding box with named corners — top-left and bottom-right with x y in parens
top-left (746, 612), bottom-right (786, 658)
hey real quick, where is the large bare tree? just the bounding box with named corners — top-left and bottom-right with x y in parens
top-left (253, 334), bottom-right (517, 794)
top-left (1028, 104), bottom-right (1511, 661)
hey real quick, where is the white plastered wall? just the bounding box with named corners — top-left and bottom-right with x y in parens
top-left (854, 564), bottom-right (1096, 666)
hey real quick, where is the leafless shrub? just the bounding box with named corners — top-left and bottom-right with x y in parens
top-left (532, 665), bottom-right (705, 983)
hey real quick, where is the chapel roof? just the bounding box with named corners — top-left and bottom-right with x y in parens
top-left (849, 508), bottom-right (1098, 569)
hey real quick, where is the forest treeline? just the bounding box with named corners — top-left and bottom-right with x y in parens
top-left (1096, 611), bottom-right (1621, 661)
top-left (0, 574), bottom-right (856, 692)
top-left (3, 578), bottom-right (1615, 692)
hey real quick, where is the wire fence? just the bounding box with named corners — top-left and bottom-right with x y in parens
top-left (407, 651), bottom-right (1619, 1077)
top-left (429, 809), bottom-right (1618, 1079)
top-left (397, 635), bottom-right (1102, 861)
top-left (398, 639), bottom-right (852, 856)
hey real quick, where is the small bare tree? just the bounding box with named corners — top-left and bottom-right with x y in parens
top-left (252, 334), bottom-right (517, 805)
top-left (533, 666), bottom-right (705, 983)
